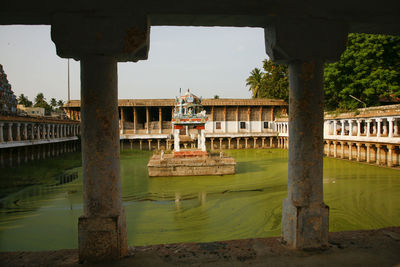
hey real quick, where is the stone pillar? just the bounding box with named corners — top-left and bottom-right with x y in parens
top-left (394, 119), bottom-right (399, 136)
top-left (210, 106), bottom-right (214, 133)
top-left (262, 137), bottom-right (265, 148)
top-left (78, 55), bottom-right (127, 261)
top-left (340, 141), bottom-right (345, 159)
top-left (157, 139), bottom-right (160, 150)
top-left (159, 107), bottom-right (162, 134)
top-left (7, 123), bottom-right (13, 142)
top-left (244, 137), bottom-right (248, 149)
top-left (210, 138), bottom-right (215, 151)
top-left (270, 137), bottom-right (273, 148)
top-left (253, 137), bottom-right (258, 148)
top-left (333, 120), bottom-right (337, 136)
top-left (332, 141), bottom-right (337, 158)
top-left (219, 138), bottom-right (223, 150)
top-left (366, 119), bottom-right (371, 137)
top-left (348, 142), bottom-right (352, 160)
top-left (0, 123), bottom-right (4, 142)
top-left (340, 120), bottom-right (345, 136)
top-left (236, 137), bottom-right (240, 149)
top-left (236, 106), bottom-right (239, 133)
top-left (376, 118), bottom-right (382, 137)
top-left (348, 120), bottom-right (353, 136)
top-left (139, 139), bottom-right (143, 150)
top-left (174, 128), bottom-right (180, 152)
top-left (388, 117), bottom-right (394, 138)
top-left (15, 123), bottom-right (21, 141)
top-left (357, 120), bottom-right (361, 136)
top-left (366, 144), bottom-right (371, 163)
top-left (382, 120), bottom-right (388, 136)
top-left (31, 124), bottom-right (35, 140)
top-left (46, 124), bottom-right (51, 140)
top-left (146, 107), bottom-right (149, 134)
top-left (51, 124), bottom-right (55, 139)
top-left (200, 129), bottom-right (206, 151)
top-left (376, 145), bottom-right (381, 165)
top-left (387, 145), bottom-right (393, 167)
top-left (22, 123), bottom-right (27, 140)
top-left (356, 143), bottom-right (361, 162)
top-left (148, 139), bottom-right (152, 151)
top-left (133, 107), bottom-right (137, 134)
top-left (228, 138), bottom-right (231, 149)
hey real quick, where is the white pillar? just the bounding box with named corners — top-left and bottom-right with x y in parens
top-left (388, 117), bottom-right (394, 138)
top-left (340, 120), bottom-right (345, 136)
top-left (333, 120), bottom-right (337, 136)
top-left (376, 118), bottom-right (382, 137)
top-left (200, 129), bottom-right (206, 151)
top-left (357, 120), bottom-right (361, 137)
top-left (366, 120), bottom-right (371, 137)
top-left (174, 128), bottom-right (180, 152)
top-left (348, 120), bottom-right (353, 136)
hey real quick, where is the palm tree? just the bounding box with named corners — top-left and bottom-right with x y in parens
top-left (246, 68), bottom-right (263, 98)
top-left (57, 100), bottom-right (65, 109)
top-left (18, 94), bottom-right (32, 107)
top-left (50, 98), bottom-right (57, 111)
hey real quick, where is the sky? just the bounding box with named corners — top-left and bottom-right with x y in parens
top-left (0, 25), bottom-right (268, 102)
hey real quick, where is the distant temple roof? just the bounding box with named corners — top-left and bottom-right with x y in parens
top-left (64, 98), bottom-right (288, 108)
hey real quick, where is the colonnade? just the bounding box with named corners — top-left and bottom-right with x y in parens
top-left (0, 121), bottom-right (80, 143)
top-left (326, 116), bottom-right (400, 138)
top-left (324, 141), bottom-right (399, 167)
top-left (0, 141), bottom-right (80, 168)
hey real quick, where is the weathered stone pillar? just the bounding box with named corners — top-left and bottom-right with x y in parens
top-left (388, 117), bottom-right (394, 138)
top-left (22, 123), bottom-right (28, 140)
top-left (382, 120), bottom-right (388, 136)
top-left (357, 120), bottom-right (361, 136)
top-left (253, 137), bottom-right (258, 148)
top-left (394, 119), bottom-right (399, 136)
top-left (146, 107), bottom-right (149, 134)
top-left (15, 123), bottom-right (21, 141)
top-left (228, 138), bottom-right (232, 149)
top-left (244, 137), bottom-right (248, 149)
top-left (387, 145), bottom-right (393, 167)
top-left (366, 119), bottom-right (371, 137)
top-left (235, 106), bottom-right (239, 133)
top-left (376, 118), bottom-right (382, 137)
top-left (348, 142), bottom-right (352, 160)
top-left (219, 138), bottom-right (223, 150)
top-left (236, 137), bottom-right (240, 149)
top-left (159, 107), bottom-right (162, 134)
top-left (340, 120), bottom-right (345, 136)
top-left (133, 107), bottom-right (137, 134)
top-left (366, 143), bottom-right (371, 163)
top-left (340, 141), bottom-right (344, 159)
top-left (200, 129), bottom-right (206, 151)
top-left (0, 122), bottom-right (4, 142)
top-left (139, 139), bottom-right (143, 150)
top-left (376, 145), bottom-right (381, 165)
top-left (348, 120), bottom-right (353, 136)
top-left (210, 137), bottom-right (215, 151)
top-left (356, 143), bottom-right (361, 162)
top-left (261, 137), bottom-right (265, 148)
top-left (148, 139), bottom-right (152, 151)
top-left (7, 123), bottom-right (13, 142)
top-left (78, 55), bottom-right (127, 261)
top-left (333, 120), bottom-right (337, 136)
top-left (269, 137), bottom-right (273, 148)
top-left (174, 128), bottom-right (180, 152)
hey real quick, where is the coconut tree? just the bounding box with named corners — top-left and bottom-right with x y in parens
top-left (246, 68), bottom-right (263, 98)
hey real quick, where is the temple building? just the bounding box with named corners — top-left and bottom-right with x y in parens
top-left (63, 97), bottom-right (288, 151)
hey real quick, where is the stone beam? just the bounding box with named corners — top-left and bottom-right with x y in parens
top-left (51, 13), bottom-right (150, 62)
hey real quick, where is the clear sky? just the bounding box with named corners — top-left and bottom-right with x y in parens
top-left (0, 25), bottom-right (268, 102)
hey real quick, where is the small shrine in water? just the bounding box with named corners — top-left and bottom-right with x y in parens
top-left (172, 89), bottom-right (208, 156)
top-left (147, 89), bottom-right (236, 177)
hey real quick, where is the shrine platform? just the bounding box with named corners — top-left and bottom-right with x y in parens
top-left (147, 152), bottom-right (236, 177)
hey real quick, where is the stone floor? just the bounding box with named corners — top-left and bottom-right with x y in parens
top-left (1, 227), bottom-right (399, 267)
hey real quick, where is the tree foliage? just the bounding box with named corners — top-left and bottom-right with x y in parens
top-left (17, 94), bottom-right (32, 107)
top-left (324, 33), bottom-right (400, 110)
top-left (246, 33), bottom-right (400, 110)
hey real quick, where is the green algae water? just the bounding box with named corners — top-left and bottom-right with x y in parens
top-left (0, 149), bottom-right (399, 251)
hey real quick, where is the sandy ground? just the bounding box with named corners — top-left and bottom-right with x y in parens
top-left (1, 227), bottom-right (399, 267)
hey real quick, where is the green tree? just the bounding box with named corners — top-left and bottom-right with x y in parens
top-left (324, 33), bottom-right (400, 110)
top-left (259, 59), bottom-right (289, 102)
top-left (57, 100), bottom-right (65, 109)
top-left (17, 94), bottom-right (32, 107)
top-left (246, 68), bottom-right (263, 98)
top-left (50, 98), bottom-right (57, 111)
top-left (34, 92), bottom-right (51, 114)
